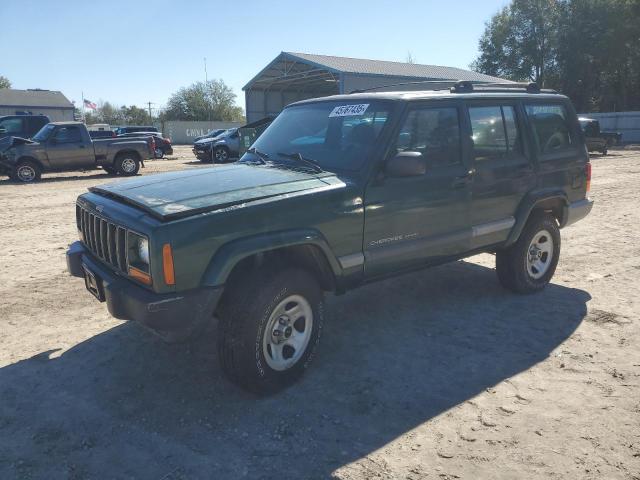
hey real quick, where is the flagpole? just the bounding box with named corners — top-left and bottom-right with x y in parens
top-left (81, 91), bottom-right (86, 124)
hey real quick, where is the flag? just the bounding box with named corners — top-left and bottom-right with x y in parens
top-left (84, 99), bottom-right (97, 110)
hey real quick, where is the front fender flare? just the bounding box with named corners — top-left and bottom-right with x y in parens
top-left (200, 229), bottom-right (342, 287)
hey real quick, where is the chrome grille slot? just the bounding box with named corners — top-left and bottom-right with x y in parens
top-left (77, 203), bottom-right (128, 274)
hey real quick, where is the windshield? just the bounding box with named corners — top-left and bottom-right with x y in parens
top-left (243, 100), bottom-right (392, 172)
top-left (32, 124), bottom-right (55, 142)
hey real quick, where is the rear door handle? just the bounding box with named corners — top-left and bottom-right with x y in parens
top-left (452, 169), bottom-right (475, 188)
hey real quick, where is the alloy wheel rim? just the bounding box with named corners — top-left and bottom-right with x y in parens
top-left (121, 158), bottom-right (136, 173)
top-left (262, 294), bottom-right (313, 371)
top-left (216, 149), bottom-right (228, 161)
top-left (17, 165), bottom-right (35, 182)
top-left (526, 229), bottom-right (553, 279)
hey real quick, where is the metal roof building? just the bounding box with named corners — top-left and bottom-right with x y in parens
top-left (0, 89), bottom-right (74, 121)
top-left (243, 52), bottom-right (508, 122)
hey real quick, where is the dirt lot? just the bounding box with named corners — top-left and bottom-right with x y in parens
top-left (0, 146), bottom-right (638, 479)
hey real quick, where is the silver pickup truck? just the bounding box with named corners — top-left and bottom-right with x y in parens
top-left (0, 121), bottom-right (155, 183)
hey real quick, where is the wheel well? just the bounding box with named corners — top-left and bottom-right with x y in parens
top-left (17, 156), bottom-right (43, 171)
top-left (531, 197), bottom-right (565, 225)
top-left (116, 150), bottom-right (141, 162)
top-left (225, 245), bottom-right (337, 293)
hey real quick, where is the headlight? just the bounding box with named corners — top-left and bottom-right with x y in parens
top-left (127, 232), bottom-right (150, 268)
top-left (137, 237), bottom-right (150, 265)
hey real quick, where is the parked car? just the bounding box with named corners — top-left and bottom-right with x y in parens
top-left (118, 131), bottom-right (173, 158)
top-left (192, 128), bottom-right (240, 162)
top-left (579, 117), bottom-right (608, 154)
top-left (193, 128), bottom-right (227, 142)
top-left (113, 125), bottom-right (158, 135)
top-left (0, 114), bottom-right (50, 140)
top-left (601, 130), bottom-right (622, 147)
top-left (67, 82), bottom-right (592, 393)
top-left (0, 121), bottom-right (155, 182)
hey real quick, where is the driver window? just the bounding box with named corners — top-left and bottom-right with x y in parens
top-left (395, 107), bottom-right (461, 166)
top-left (53, 126), bottom-right (82, 143)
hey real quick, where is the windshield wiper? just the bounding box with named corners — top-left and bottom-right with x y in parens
top-left (276, 151), bottom-right (323, 173)
top-left (246, 147), bottom-right (269, 164)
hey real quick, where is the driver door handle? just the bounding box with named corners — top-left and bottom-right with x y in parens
top-left (452, 169), bottom-right (475, 188)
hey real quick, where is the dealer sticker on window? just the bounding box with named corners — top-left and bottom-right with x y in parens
top-left (329, 104), bottom-right (369, 117)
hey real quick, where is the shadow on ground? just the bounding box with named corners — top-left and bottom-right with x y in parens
top-left (0, 261), bottom-right (590, 479)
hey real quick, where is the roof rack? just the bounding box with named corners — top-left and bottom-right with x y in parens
top-left (450, 80), bottom-right (557, 94)
top-left (349, 80), bottom-right (456, 94)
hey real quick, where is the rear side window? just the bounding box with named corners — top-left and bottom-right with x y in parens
top-left (469, 106), bottom-right (521, 161)
top-left (395, 107), bottom-right (461, 166)
top-left (525, 104), bottom-right (572, 154)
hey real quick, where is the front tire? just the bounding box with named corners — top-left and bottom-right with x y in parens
top-left (496, 212), bottom-right (560, 294)
top-left (13, 160), bottom-right (41, 183)
top-left (214, 146), bottom-right (230, 163)
top-left (115, 154), bottom-right (140, 176)
top-left (217, 267), bottom-right (324, 394)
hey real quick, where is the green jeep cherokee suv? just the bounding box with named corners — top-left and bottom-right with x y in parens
top-left (67, 82), bottom-right (593, 393)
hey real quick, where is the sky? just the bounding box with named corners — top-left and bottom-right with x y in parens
top-left (0, 0), bottom-right (509, 114)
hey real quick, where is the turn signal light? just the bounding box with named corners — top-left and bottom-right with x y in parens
top-left (162, 243), bottom-right (175, 286)
top-left (129, 266), bottom-right (152, 285)
top-left (585, 162), bottom-right (592, 193)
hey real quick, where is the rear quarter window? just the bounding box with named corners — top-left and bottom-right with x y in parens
top-left (525, 104), bottom-right (573, 156)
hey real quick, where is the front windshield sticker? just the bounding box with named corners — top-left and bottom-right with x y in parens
top-left (328, 104), bottom-right (369, 117)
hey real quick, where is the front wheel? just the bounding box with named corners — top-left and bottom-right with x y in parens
top-left (214, 146), bottom-right (230, 163)
top-left (496, 212), bottom-right (561, 294)
top-left (13, 160), bottom-right (41, 183)
top-left (217, 267), bottom-right (324, 394)
top-left (115, 154), bottom-right (140, 176)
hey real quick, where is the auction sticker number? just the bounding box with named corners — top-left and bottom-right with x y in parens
top-left (329, 104), bottom-right (369, 117)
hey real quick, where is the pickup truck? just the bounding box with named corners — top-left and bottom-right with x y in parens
top-left (0, 121), bottom-right (155, 182)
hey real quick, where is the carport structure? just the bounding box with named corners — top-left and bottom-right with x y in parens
top-left (243, 52), bottom-right (507, 122)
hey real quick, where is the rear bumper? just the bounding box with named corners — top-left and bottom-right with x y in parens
top-left (563, 198), bottom-right (594, 227)
top-left (66, 241), bottom-right (223, 336)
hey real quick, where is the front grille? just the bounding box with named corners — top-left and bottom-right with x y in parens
top-left (76, 203), bottom-right (128, 273)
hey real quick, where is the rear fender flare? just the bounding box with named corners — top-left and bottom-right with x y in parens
top-left (200, 229), bottom-right (342, 287)
top-left (505, 190), bottom-right (569, 246)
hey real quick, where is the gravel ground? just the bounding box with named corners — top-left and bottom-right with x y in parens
top-left (0, 146), bottom-right (638, 479)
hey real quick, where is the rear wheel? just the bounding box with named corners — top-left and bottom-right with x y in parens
top-left (496, 212), bottom-right (560, 293)
top-left (217, 267), bottom-right (324, 394)
top-left (13, 160), bottom-right (41, 183)
top-left (154, 147), bottom-right (164, 159)
top-left (115, 154), bottom-right (140, 176)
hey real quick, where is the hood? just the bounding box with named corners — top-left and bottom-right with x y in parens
top-left (0, 136), bottom-right (35, 153)
top-left (89, 163), bottom-right (342, 221)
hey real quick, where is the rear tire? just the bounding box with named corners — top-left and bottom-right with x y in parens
top-left (496, 212), bottom-right (560, 294)
top-left (115, 154), bottom-right (140, 176)
top-left (13, 160), bottom-right (41, 183)
top-left (217, 267), bottom-right (324, 394)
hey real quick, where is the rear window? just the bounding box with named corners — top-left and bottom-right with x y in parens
top-left (525, 104), bottom-right (573, 155)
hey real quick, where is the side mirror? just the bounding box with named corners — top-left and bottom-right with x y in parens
top-left (385, 151), bottom-right (427, 177)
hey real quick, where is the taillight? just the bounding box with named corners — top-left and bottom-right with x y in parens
top-left (585, 162), bottom-right (592, 193)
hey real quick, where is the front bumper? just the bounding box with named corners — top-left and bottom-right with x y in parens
top-left (563, 198), bottom-right (594, 227)
top-left (66, 241), bottom-right (223, 337)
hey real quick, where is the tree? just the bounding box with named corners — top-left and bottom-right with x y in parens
top-left (472, 0), bottom-right (640, 112)
top-left (0, 76), bottom-right (11, 89)
top-left (120, 105), bottom-right (150, 125)
top-left (471, 0), bottom-right (559, 85)
top-left (162, 79), bottom-right (244, 122)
